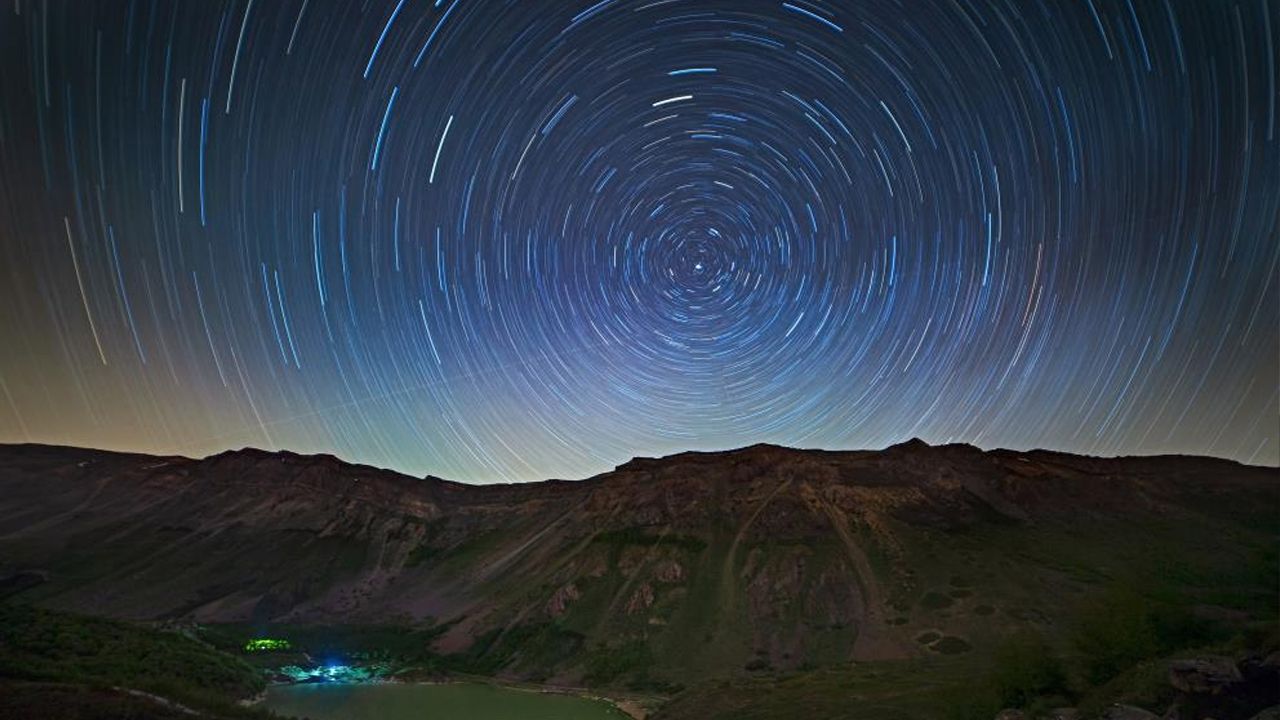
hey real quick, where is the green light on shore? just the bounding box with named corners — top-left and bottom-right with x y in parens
top-left (245, 638), bottom-right (291, 652)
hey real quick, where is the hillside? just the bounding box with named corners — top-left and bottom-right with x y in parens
top-left (0, 603), bottom-right (272, 719)
top-left (0, 440), bottom-right (1275, 696)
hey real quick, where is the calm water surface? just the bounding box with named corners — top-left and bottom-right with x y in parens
top-left (263, 682), bottom-right (626, 720)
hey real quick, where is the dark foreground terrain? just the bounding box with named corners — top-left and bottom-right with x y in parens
top-left (0, 440), bottom-right (1275, 718)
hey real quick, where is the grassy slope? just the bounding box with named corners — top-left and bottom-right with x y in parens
top-left (185, 504), bottom-right (1275, 720)
top-left (0, 681), bottom-right (215, 720)
top-left (196, 498), bottom-right (1276, 678)
top-left (655, 658), bottom-right (988, 720)
top-left (651, 510), bottom-right (1278, 719)
top-left (0, 603), bottom-right (275, 719)
top-left (3, 445), bottom-right (1273, 718)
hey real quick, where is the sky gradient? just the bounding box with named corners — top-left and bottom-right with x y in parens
top-left (0, 0), bottom-right (1276, 482)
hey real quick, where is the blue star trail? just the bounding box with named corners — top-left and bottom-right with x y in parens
top-left (0, 0), bottom-right (1276, 482)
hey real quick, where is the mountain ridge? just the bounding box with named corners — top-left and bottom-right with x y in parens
top-left (0, 436), bottom-right (1263, 490)
top-left (0, 440), bottom-right (1274, 688)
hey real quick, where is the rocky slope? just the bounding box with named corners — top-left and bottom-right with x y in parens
top-left (0, 440), bottom-right (1275, 687)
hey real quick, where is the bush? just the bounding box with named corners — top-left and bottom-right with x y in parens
top-left (1072, 586), bottom-right (1220, 685)
top-left (454, 622), bottom-right (584, 676)
top-left (583, 639), bottom-right (652, 686)
top-left (1073, 588), bottom-right (1159, 684)
top-left (0, 604), bottom-right (271, 718)
top-left (940, 631), bottom-right (1069, 719)
top-left (943, 686), bottom-right (1002, 720)
top-left (992, 631), bottom-right (1068, 707)
top-left (920, 591), bottom-right (954, 610)
top-left (932, 636), bottom-right (973, 654)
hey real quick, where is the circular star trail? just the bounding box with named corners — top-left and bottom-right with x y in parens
top-left (0, 0), bottom-right (1276, 482)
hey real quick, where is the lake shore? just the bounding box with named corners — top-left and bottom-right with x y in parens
top-left (252, 672), bottom-right (657, 720)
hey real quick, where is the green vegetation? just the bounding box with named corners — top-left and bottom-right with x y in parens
top-left (244, 638), bottom-right (291, 652)
top-left (919, 591), bottom-right (954, 610)
top-left (1071, 585), bottom-right (1216, 685)
top-left (4, 450), bottom-right (1274, 718)
top-left (929, 636), bottom-right (972, 655)
top-left (656, 515), bottom-right (1278, 720)
top-left (593, 527), bottom-right (708, 552)
top-left (404, 543), bottom-right (443, 567)
top-left (203, 622), bottom-right (447, 666)
top-left (207, 619), bottom-right (589, 686)
top-left (453, 622), bottom-right (585, 678)
top-left (0, 681), bottom-right (229, 720)
top-left (0, 603), bottom-right (272, 719)
top-left (944, 566), bottom-right (1276, 720)
top-left (583, 639), bottom-right (654, 686)
top-left (655, 657), bottom-right (992, 720)
top-left (989, 631), bottom-right (1068, 708)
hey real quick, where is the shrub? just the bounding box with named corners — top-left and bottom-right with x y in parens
top-left (1073, 587), bottom-right (1158, 684)
top-left (931, 636), bottom-right (973, 654)
top-left (992, 631), bottom-right (1068, 707)
top-left (582, 640), bottom-right (652, 686)
top-left (1072, 585), bottom-right (1220, 685)
top-left (593, 528), bottom-right (707, 552)
top-left (920, 591), bottom-right (954, 610)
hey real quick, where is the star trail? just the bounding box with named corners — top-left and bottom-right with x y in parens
top-left (0, 0), bottom-right (1276, 483)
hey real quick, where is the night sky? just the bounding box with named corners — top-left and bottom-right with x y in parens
top-left (0, 1), bottom-right (1276, 482)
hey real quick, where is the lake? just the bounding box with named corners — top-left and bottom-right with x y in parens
top-left (262, 682), bottom-right (628, 720)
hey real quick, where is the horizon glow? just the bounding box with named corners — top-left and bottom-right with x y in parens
top-left (0, 0), bottom-right (1275, 483)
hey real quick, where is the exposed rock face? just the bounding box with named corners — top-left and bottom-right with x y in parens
top-left (0, 440), bottom-right (1275, 685)
top-left (654, 560), bottom-right (684, 584)
top-left (546, 583), bottom-right (580, 617)
top-left (626, 583), bottom-right (654, 614)
top-left (1169, 656), bottom-right (1243, 695)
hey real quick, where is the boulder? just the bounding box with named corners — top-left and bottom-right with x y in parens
top-left (1046, 710), bottom-right (1080, 720)
top-left (1248, 706), bottom-right (1280, 720)
top-left (993, 710), bottom-right (1026, 720)
top-left (1168, 656), bottom-right (1243, 695)
top-left (1241, 651), bottom-right (1280, 680)
top-left (1100, 705), bottom-right (1161, 720)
